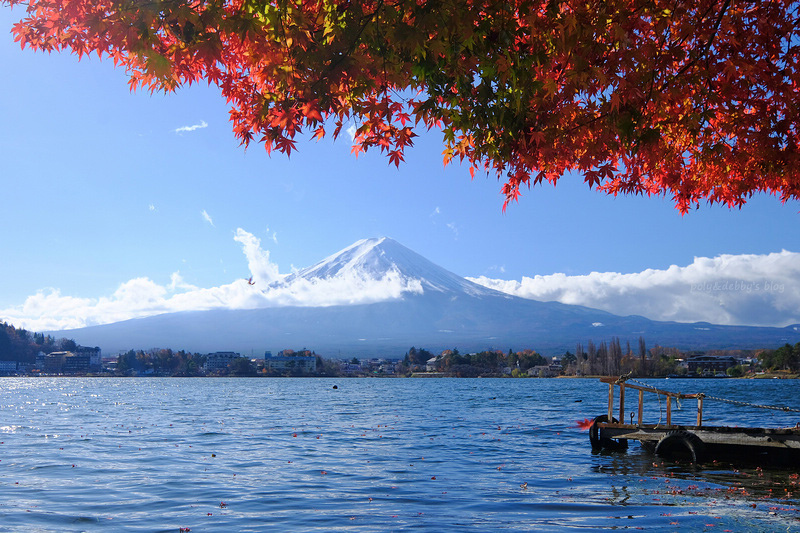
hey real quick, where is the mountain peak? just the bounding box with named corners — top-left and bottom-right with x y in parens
top-left (286, 237), bottom-right (497, 297)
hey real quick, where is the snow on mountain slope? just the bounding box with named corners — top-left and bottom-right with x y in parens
top-left (284, 237), bottom-right (501, 297)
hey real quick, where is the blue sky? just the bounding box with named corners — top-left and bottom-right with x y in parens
top-left (2, 8), bottom-right (800, 333)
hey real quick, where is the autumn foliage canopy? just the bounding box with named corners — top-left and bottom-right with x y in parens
top-left (4, 0), bottom-right (800, 211)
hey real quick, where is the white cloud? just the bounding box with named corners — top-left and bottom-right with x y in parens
top-left (233, 228), bottom-right (282, 285)
top-left (174, 120), bottom-right (208, 134)
top-left (346, 123), bottom-right (357, 142)
top-left (168, 271), bottom-right (197, 292)
top-left (469, 250), bottom-right (800, 327)
top-left (149, 204), bottom-right (156, 212)
top-left (429, 207), bottom-right (458, 238)
top-left (201, 210), bottom-right (215, 227)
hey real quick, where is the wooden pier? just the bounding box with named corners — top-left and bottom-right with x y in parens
top-left (589, 376), bottom-right (800, 465)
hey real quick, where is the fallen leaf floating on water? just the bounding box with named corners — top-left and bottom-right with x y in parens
top-left (574, 419), bottom-right (594, 431)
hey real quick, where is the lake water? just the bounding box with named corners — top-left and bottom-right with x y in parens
top-left (0, 377), bottom-right (798, 532)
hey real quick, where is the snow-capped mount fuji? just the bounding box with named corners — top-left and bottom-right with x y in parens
top-left (283, 237), bottom-right (499, 298)
top-left (57, 238), bottom-right (800, 357)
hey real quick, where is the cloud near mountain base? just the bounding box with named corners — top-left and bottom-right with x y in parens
top-left (0, 229), bottom-right (423, 332)
top-left (2, 233), bottom-right (798, 332)
top-left (468, 250), bottom-right (800, 328)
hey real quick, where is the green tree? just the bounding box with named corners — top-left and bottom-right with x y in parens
top-left (561, 351), bottom-right (577, 370)
top-left (759, 343), bottom-right (800, 373)
top-left (514, 350), bottom-right (546, 371)
top-left (405, 347), bottom-right (432, 366)
top-left (0, 324), bottom-right (12, 359)
top-left (60, 338), bottom-right (78, 352)
top-left (116, 350), bottom-right (138, 374)
top-left (726, 365), bottom-right (745, 377)
top-left (230, 357), bottom-right (256, 376)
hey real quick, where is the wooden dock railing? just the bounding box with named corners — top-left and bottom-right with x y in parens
top-left (599, 376), bottom-right (704, 427)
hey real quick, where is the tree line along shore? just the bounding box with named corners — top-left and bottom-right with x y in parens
top-left (1, 322), bottom-right (799, 378)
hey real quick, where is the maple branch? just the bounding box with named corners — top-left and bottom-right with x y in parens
top-left (305, 0), bottom-right (386, 105)
top-left (7, 0), bottom-right (799, 210)
top-left (662, 0), bottom-right (731, 91)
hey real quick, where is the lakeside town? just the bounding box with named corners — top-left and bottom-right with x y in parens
top-left (1, 321), bottom-right (799, 378)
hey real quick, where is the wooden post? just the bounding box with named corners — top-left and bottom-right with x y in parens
top-left (637, 390), bottom-right (644, 426)
top-left (619, 384), bottom-right (626, 423)
top-left (608, 383), bottom-right (614, 421)
top-left (666, 395), bottom-right (672, 426)
top-left (697, 395), bottom-right (703, 427)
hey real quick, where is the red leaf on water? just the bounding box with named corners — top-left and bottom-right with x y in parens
top-left (574, 418), bottom-right (593, 431)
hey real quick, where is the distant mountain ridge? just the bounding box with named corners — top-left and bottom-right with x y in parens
top-left (57, 238), bottom-right (800, 356)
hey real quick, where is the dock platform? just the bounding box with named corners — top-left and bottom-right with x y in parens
top-left (589, 376), bottom-right (800, 465)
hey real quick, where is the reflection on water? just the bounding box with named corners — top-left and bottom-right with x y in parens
top-left (0, 377), bottom-right (797, 531)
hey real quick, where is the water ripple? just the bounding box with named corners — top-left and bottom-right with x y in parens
top-left (0, 377), bottom-right (798, 531)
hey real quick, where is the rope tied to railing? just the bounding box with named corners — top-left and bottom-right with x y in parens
top-left (702, 394), bottom-right (800, 413)
top-left (614, 372), bottom-right (632, 384)
top-left (627, 377), bottom-right (659, 391)
top-left (622, 377), bottom-right (800, 414)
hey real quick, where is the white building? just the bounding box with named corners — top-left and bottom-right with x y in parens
top-left (75, 346), bottom-right (102, 371)
top-left (204, 352), bottom-right (241, 372)
top-left (265, 351), bottom-right (316, 372)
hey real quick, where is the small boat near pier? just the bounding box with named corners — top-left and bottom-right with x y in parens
top-left (589, 376), bottom-right (800, 465)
